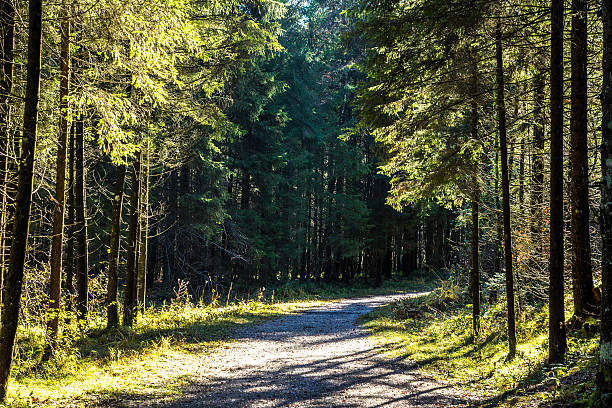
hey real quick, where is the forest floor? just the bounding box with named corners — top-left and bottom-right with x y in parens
top-left (8, 274), bottom-right (597, 407)
top-left (5, 277), bottom-right (442, 407)
top-left (98, 293), bottom-right (474, 408)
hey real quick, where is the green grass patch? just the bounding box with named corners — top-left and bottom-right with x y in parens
top-left (361, 281), bottom-right (600, 406)
top-left (4, 299), bottom-right (322, 407)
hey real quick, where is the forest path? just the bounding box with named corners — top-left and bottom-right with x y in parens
top-left (154, 293), bottom-right (472, 407)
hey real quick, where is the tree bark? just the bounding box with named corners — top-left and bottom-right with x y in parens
top-left (0, 0), bottom-right (15, 319)
top-left (599, 0), bottom-right (612, 399)
top-left (45, 1), bottom-right (70, 354)
top-left (569, 0), bottom-right (596, 318)
top-left (137, 142), bottom-right (148, 313)
top-left (531, 70), bottom-right (545, 254)
top-left (470, 63), bottom-right (480, 338)
top-left (496, 20), bottom-right (516, 359)
top-left (0, 0), bottom-right (43, 399)
top-left (64, 122), bottom-right (75, 316)
top-left (549, 0), bottom-right (567, 365)
top-left (124, 153), bottom-right (141, 327)
top-left (106, 164), bottom-right (126, 328)
top-left (74, 112), bottom-right (88, 321)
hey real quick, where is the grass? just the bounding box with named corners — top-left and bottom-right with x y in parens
top-left (361, 277), bottom-right (601, 407)
top-left (5, 298), bottom-right (322, 407)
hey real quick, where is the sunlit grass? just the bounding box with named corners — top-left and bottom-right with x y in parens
top-left (362, 287), bottom-right (600, 405)
top-left (5, 299), bottom-right (322, 407)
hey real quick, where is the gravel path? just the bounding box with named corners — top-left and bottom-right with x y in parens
top-left (156, 293), bottom-right (472, 408)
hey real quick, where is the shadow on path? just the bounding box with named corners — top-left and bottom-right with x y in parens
top-left (93, 293), bottom-right (473, 408)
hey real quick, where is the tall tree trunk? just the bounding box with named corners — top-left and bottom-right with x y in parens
top-left (164, 168), bottom-right (177, 288)
top-left (45, 1), bottom-right (70, 354)
top-left (0, 0), bottom-right (43, 399)
top-left (106, 164), bottom-right (126, 328)
top-left (74, 112), bottom-right (88, 321)
top-left (137, 142), bottom-right (148, 313)
top-left (64, 122), bottom-right (75, 315)
top-left (124, 153), bottom-right (141, 327)
top-left (570, 0), bottom-right (596, 318)
top-left (531, 70), bottom-right (545, 254)
top-left (470, 62), bottom-right (480, 338)
top-left (599, 0), bottom-right (612, 399)
top-left (0, 0), bottom-right (15, 318)
top-left (549, 0), bottom-right (567, 365)
top-left (496, 20), bottom-right (516, 359)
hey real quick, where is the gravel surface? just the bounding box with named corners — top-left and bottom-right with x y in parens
top-left (149, 293), bottom-right (473, 408)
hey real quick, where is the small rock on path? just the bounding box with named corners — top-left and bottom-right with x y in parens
top-left (158, 293), bottom-right (472, 407)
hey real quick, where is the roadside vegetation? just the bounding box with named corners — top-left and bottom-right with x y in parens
top-left (363, 274), bottom-right (601, 407)
top-left (6, 297), bottom-right (318, 407)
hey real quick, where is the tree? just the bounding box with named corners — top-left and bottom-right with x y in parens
top-left (470, 60), bottom-right (480, 338)
top-left (45, 0), bottom-right (71, 355)
top-left (74, 111), bottom-right (88, 321)
top-left (599, 0), bottom-right (612, 400)
top-left (106, 164), bottom-right (126, 327)
top-left (548, 0), bottom-right (567, 365)
top-left (124, 153), bottom-right (141, 327)
top-left (0, 0), bottom-right (15, 317)
top-left (0, 0), bottom-right (43, 399)
top-left (137, 141), bottom-right (149, 312)
top-left (495, 19), bottom-right (516, 359)
top-left (569, 0), bottom-right (596, 319)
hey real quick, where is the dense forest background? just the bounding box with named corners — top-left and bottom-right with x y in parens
top-left (1, 0), bottom-right (612, 404)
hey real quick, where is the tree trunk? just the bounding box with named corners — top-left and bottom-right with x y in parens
top-left (74, 112), bottom-right (88, 321)
top-left (496, 20), bottom-right (516, 359)
top-left (531, 70), bottom-right (545, 254)
top-left (470, 62), bottom-right (480, 338)
top-left (548, 0), bottom-right (567, 365)
top-left (137, 142), bottom-right (148, 313)
top-left (124, 153), bottom-right (141, 327)
top-left (570, 0), bottom-right (596, 318)
top-left (64, 122), bottom-right (75, 316)
top-left (45, 1), bottom-right (70, 354)
top-left (0, 0), bottom-right (15, 319)
top-left (164, 169), bottom-right (177, 288)
top-left (599, 0), bottom-right (612, 399)
top-left (106, 164), bottom-right (126, 328)
top-left (0, 0), bottom-right (43, 399)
